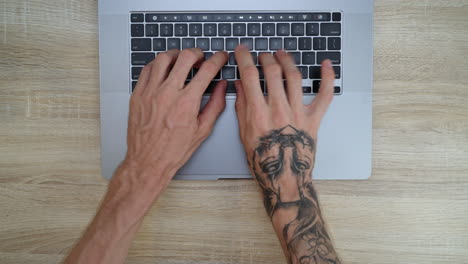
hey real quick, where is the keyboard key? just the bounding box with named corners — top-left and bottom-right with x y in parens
top-left (284, 38), bottom-right (297, 50)
top-left (321, 23), bottom-right (341, 36)
top-left (298, 66), bottom-right (308, 79)
top-left (317, 52), bottom-right (341, 64)
top-left (196, 38), bottom-right (210, 51)
top-left (240, 38), bottom-right (253, 50)
top-left (226, 38), bottom-right (238, 51)
top-left (229, 52), bottom-right (236, 65)
top-left (332, 12), bottom-right (342, 21)
top-left (257, 66), bottom-right (264, 79)
top-left (291, 23), bottom-right (305, 36)
top-left (277, 23), bottom-right (290, 36)
top-left (219, 23), bottom-right (231, 36)
top-left (132, 53), bottom-right (155, 65)
top-left (334, 86), bottom-right (341, 93)
top-left (145, 24), bottom-right (158, 37)
top-left (182, 38), bottom-right (195, 49)
top-left (204, 24), bottom-right (217, 36)
top-left (302, 52), bottom-right (315, 64)
top-left (131, 38), bottom-right (151, 51)
top-left (251, 52), bottom-right (258, 64)
top-left (303, 86), bottom-right (312, 93)
top-left (269, 38), bottom-right (282, 50)
top-left (174, 24), bottom-right (188, 36)
top-left (131, 13), bottom-right (144, 22)
top-left (333, 66), bottom-right (341, 78)
top-left (160, 24), bottom-right (173, 36)
top-left (222, 66), bottom-right (236, 79)
top-left (233, 23), bottom-right (246, 36)
top-left (132, 67), bottom-right (143, 79)
top-left (211, 38), bottom-right (224, 51)
top-left (255, 38), bottom-right (268, 50)
top-left (298, 37), bottom-right (312, 50)
top-left (167, 38), bottom-right (180, 50)
top-left (145, 14), bottom-right (160, 22)
top-left (153, 38), bottom-right (166, 51)
top-left (204, 52), bottom-right (213, 60)
top-left (132, 81), bottom-right (138, 92)
top-left (262, 23), bottom-right (275, 36)
top-left (313, 37), bottom-right (327, 50)
top-left (328, 37), bottom-right (341, 50)
top-left (248, 23), bottom-right (261, 36)
top-left (313, 81), bottom-right (341, 93)
top-left (131, 24), bottom-right (144, 37)
top-left (288, 52), bottom-right (301, 64)
top-left (310, 66), bottom-right (341, 79)
top-left (311, 13), bottom-right (331, 21)
top-left (306, 23), bottom-right (319, 36)
top-left (189, 24), bottom-right (202, 36)
top-left (226, 81), bottom-right (236, 93)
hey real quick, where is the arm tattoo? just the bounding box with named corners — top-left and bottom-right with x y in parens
top-left (251, 125), bottom-right (341, 264)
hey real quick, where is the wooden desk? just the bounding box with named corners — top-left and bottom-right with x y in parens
top-left (1, 0), bottom-right (467, 263)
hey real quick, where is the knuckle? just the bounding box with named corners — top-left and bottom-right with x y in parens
top-left (264, 64), bottom-right (282, 76)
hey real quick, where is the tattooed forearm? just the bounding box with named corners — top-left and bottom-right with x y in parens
top-left (250, 125), bottom-right (341, 264)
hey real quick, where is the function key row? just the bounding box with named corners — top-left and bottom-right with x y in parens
top-left (130, 12), bottom-right (342, 23)
top-left (131, 23), bottom-right (341, 37)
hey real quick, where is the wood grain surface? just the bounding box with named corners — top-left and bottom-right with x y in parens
top-left (1, 0), bottom-right (468, 263)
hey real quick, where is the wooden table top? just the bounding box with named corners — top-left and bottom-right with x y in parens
top-left (1, 0), bottom-right (467, 263)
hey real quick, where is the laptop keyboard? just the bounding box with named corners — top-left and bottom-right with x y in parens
top-left (129, 12), bottom-right (342, 95)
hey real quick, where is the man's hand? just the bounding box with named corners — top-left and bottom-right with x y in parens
top-left (234, 45), bottom-right (341, 264)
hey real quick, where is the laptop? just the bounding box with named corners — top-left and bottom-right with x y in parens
top-left (98, 0), bottom-right (373, 180)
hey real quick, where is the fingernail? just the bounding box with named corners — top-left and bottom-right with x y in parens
top-left (323, 59), bottom-right (332, 69)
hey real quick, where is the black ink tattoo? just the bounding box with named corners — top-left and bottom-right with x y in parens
top-left (251, 125), bottom-right (341, 264)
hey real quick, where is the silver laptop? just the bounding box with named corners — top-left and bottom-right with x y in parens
top-left (98, 0), bottom-right (373, 180)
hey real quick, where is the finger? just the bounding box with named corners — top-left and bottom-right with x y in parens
top-left (188, 51), bottom-right (228, 97)
top-left (167, 48), bottom-right (204, 87)
top-left (235, 45), bottom-right (266, 105)
top-left (307, 59), bottom-right (335, 120)
top-left (234, 80), bottom-right (247, 136)
top-left (275, 50), bottom-right (303, 109)
top-left (259, 52), bottom-right (288, 109)
top-left (132, 62), bottom-right (152, 96)
top-left (145, 49), bottom-right (180, 96)
top-left (198, 80), bottom-right (227, 134)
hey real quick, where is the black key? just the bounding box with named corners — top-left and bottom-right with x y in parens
top-left (204, 52), bottom-right (213, 60)
top-left (182, 38), bottom-right (195, 49)
top-left (131, 13), bottom-right (144, 22)
top-left (302, 52), bottom-right (315, 64)
top-left (269, 38), bottom-right (282, 50)
top-left (196, 38), bottom-right (210, 51)
top-left (240, 38), bottom-right (253, 50)
top-left (262, 23), bottom-right (275, 36)
top-left (255, 38), bottom-right (268, 50)
top-left (291, 23), bottom-right (304, 36)
top-left (211, 38), bottom-right (224, 51)
top-left (226, 38), bottom-right (239, 51)
top-left (306, 23), bottom-right (319, 36)
top-left (310, 66), bottom-right (341, 79)
top-left (257, 67), bottom-right (264, 79)
top-left (317, 52), bottom-right (341, 64)
top-left (248, 23), bottom-right (261, 36)
top-left (298, 66), bottom-right (308, 79)
top-left (174, 24), bottom-right (188, 36)
top-left (132, 81), bottom-right (138, 92)
top-left (214, 70), bottom-right (221, 80)
top-left (160, 24), bottom-right (173, 36)
top-left (153, 38), bottom-right (166, 51)
top-left (222, 66), bottom-right (236, 79)
top-left (312, 81), bottom-right (341, 94)
top-left (226, 81), bottom-right (236, 94)
top-left (298, 37), bottom-right (312, 50)
top-left (328, 37), bottom-right (341, 50)
top-left (321, 23), bottom-right (341, 36)
top-left (284, 38), bottom-right (297, 50)
top-left (205, 81), bottom-right (217, 94)
top-left (289, 52), bottom-right (301, 65)
top-left (334, 86), bottom-right (341, 93)
top-left (204, 24), bottom-right (217, 36)
top-left (131, 53), bottom-right (155, 65)
top-left (251, 52), bottom-right (258, 64)
top-left (302, 86), bottom-right (312, 93)
top-left (145, 24), bottom-right (158, 37)
top-left (313, 37), bottom-right (327, 50)
top-left (131, 38), bottom-right (151, 51)
top-left (131, 24), bottom-right (144, 37)
top-left (167, 38), bottom-right (180, 50)
top-left (229, 52), bottom-right (236, 65)
top-left (189, 24), bottom-right (202, 36)
top-left (132, 67), bottom-right (143, 80)
top-left (219, 23), bottom-right (231, 36)
top-left (277, 23), bottom-right (290, 36)
top-left (332, 12), bottom-right (342, 21)
top-left (233, 23), bottom-right (246, 36)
